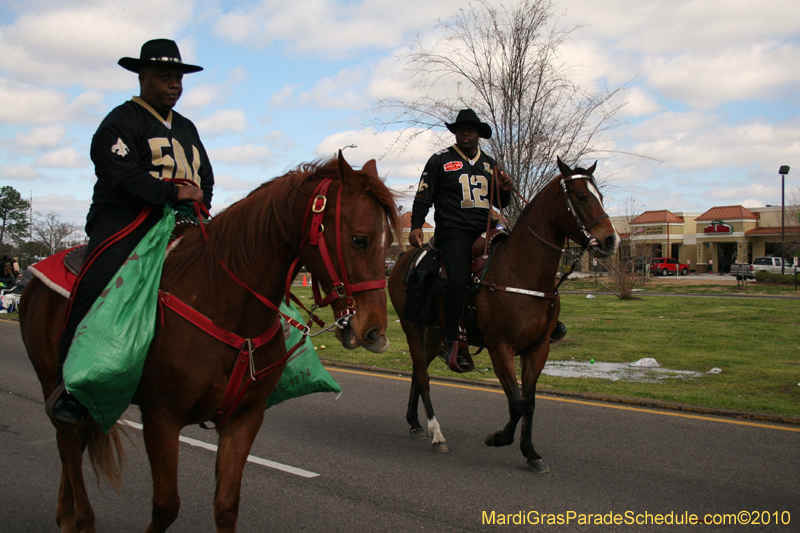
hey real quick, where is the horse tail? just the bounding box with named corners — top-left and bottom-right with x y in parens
top-left (86, 420), bottom-right (128, 493)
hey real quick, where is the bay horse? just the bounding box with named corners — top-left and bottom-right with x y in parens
top-left (20, 153), bottom-right (400, 532)
top-left (388, 157), bottom-right (619, 472)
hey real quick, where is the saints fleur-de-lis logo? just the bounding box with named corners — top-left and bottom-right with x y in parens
top-left (111, 138), bottom-right (129, 157)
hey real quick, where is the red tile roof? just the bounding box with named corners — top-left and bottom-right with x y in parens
top-left (744, 226), bottom-right (800, 237)
top-left (696, 205), bottom-right (758, 221)
top-left (631, 210), bottom-right (683, 224)
top-left (399, 212), bottom-right (432, 228)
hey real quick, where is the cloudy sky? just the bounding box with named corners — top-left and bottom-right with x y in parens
top-left (2, 0), bottom-right (799, 230)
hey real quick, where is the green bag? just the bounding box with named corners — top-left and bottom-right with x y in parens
top-left (64, 208), bottom-right (175, 432)
top-left (265, 300), bottom-right (341, 408)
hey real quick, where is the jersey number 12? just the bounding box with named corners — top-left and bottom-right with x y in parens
top-left (458, 174), bottom-right (489, 208)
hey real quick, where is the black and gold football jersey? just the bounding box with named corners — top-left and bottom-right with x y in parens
top-left (87, 96), bottom-right (214, 230)
top-left (410, 145), bottom-right (509, 235)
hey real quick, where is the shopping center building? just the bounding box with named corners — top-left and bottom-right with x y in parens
top-left (606, 205), bottom-right (800, 273)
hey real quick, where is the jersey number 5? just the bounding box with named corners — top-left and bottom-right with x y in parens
top-left (458, 173), bottom-right (489, 208)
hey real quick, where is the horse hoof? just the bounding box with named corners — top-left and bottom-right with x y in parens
top-left (528, 459), bottom-right (550, 474)
top-left (431, 442), bottom-right (449, 453)
top-left (410, 428), bottom-right (426, 440)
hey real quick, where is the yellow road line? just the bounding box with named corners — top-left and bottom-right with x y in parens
top-left (325, 367), bottom-right (800, 433)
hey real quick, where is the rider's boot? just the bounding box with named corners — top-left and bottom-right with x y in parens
top-left (550, 321), bottom-right (567, 343)
top-left (45, 368), bottom-right (88, 426)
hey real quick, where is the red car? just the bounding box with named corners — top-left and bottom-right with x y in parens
top-left (649, 257), bottom-right (689, 276)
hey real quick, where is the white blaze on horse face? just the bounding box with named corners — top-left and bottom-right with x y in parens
top-left (378, 215), bottom-right (388, 251)
top-left (585, 180), bottom-right (602, 205)
top-left (427, 416), bottom-right (445, 444)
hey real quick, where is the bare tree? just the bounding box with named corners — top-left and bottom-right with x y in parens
top-left (372, 0), bottom-right (627, 220)
top-left (599, 197), bottom-right (648, 299)
top-left (31, 211), bottom-right (82, 256)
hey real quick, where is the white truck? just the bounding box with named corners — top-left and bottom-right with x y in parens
top-left (730, 257), bottom-right (787, 279)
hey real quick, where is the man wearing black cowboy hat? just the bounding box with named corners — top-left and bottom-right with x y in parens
top-left (408, 109), bottom-right (513, 372)
top-left (48, 39), bottom-right (215, 425)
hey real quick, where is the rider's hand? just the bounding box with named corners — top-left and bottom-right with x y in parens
top-left (176, 185), bottom-right (203, 203)
top-left (409, 228), bottom-right (424, 248)
top-left (498, 171), bottom-right (513, 192)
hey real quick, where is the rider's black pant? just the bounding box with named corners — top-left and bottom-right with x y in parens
top-left (56, 212), bottom-right (159, 380)
top-left (436, 228), bottom-right (479, 343)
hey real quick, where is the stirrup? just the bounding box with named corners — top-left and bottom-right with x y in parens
top-left (446, 338), bottom-right (474, 373)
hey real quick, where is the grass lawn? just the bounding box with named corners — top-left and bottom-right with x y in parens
top-left (289, 280), bottom-right (800, 419)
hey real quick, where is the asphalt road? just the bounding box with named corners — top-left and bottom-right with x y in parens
top-left (1, 319), bottom-right (799, 532)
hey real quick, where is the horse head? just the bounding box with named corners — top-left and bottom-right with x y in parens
top-left (300, 152), bottom-right (401, 354)
top-left (554, 156), bottom-right (620, 257)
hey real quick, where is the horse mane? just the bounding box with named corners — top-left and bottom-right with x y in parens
top-left (162, 157), bottom-right (401, 291)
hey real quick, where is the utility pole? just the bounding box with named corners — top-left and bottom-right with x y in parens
top-left (779, 166), bottom-right (790, 275)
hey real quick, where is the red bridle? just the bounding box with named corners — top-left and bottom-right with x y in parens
top-left (288, 178), bottom-right (387, 325)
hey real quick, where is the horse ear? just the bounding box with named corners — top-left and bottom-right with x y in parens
top-left (361, 159), bottom-right (378, 179)
top-left (587, 161), bottom-right (597, 175)
top-left (556, 156), bottom-right (572, 177)
top-left (337, 150), bottom-right (356, 189)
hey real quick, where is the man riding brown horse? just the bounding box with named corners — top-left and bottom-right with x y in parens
top-left (48, 39), bottom-right (214, 425)
top-left (407, 109), bottom-right (566, 372)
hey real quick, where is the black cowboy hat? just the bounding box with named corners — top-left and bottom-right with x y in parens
top-left (445, 108), bottom-right (492, 139)
top-left (118, 39), bottom-right (203, 74)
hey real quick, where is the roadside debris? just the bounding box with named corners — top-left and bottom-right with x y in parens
top-left (629, 358), bottom-right (660, 367)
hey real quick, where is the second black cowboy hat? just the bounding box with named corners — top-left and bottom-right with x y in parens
top-left (118, 39), bottom-right (203, 74)
top-left (445, 108), bottom-right (492, 139)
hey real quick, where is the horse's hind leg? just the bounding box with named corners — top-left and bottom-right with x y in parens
top-left (214, 406), bottom-right (265, 532)
top-left (55, 427), bottom-right (96, 532)
top-left (142, 413), bottom-right (182, 533)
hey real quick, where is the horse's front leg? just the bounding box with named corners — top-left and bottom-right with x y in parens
top-left (485, 342), bottom-right (526, 448)
top-left (404, 324), bottom-right (447, 452)
top-left (214, 404), bottom-right (266, 532)
top-left (142, 412), bottom-right (182, 533)
top-left (519, 343), bottom-right (550, 473)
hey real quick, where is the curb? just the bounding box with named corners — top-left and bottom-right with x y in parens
top-left (320, 359), bottom-right (800, 427)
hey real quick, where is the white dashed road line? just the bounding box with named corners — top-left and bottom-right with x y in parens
top-left (121, 419), bottom-right (320, 478)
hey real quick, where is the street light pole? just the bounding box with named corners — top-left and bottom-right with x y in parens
top-left (779, 165), bottom-right (790, 275)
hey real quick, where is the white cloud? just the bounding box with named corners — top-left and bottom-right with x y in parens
top-left (208, 144), bottom-right (272, 166)
top-left (196, 109), bottom-right (248, 136)
top-left (0, 0), bottom-right (197, 90)
top-left (297, 67), bottom-right (369, 110)
top-left (313, 127), bottom-right (444, 189)
top-left (212, 172), bottom-right (263, 192)
top-left (0, 79), bottom-right (104, 125)
top-left (213, 0), bottom-right (463, 58)
top-left (270, 83), bottom-right (301, 109)
top-left (0, 164), bottom-right (49, 182)
top-left (616, 87), bottom-right (663, 118)
top-left (14, 125), bottom-right (66, 151)
top-left (34, 148), bottom-right (91, 169)
top-left (625, 112), bottom-right (800, 174)
top-left (32, 193), bottom-right (92, 227)
top-left (180, 83), bottom-right (229, 109)
top-left (642, 43), bottom-right (800, 109)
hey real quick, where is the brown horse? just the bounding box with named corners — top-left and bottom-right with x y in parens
top-left (388, 157), bottom-right (619, 472)
top-left (20, 153), bottom-right (400, 532)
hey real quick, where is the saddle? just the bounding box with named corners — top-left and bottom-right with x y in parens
top-left (402, 224), bottom-right (510, 372)
top-left (29, 219), bottom-right (195, 299)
